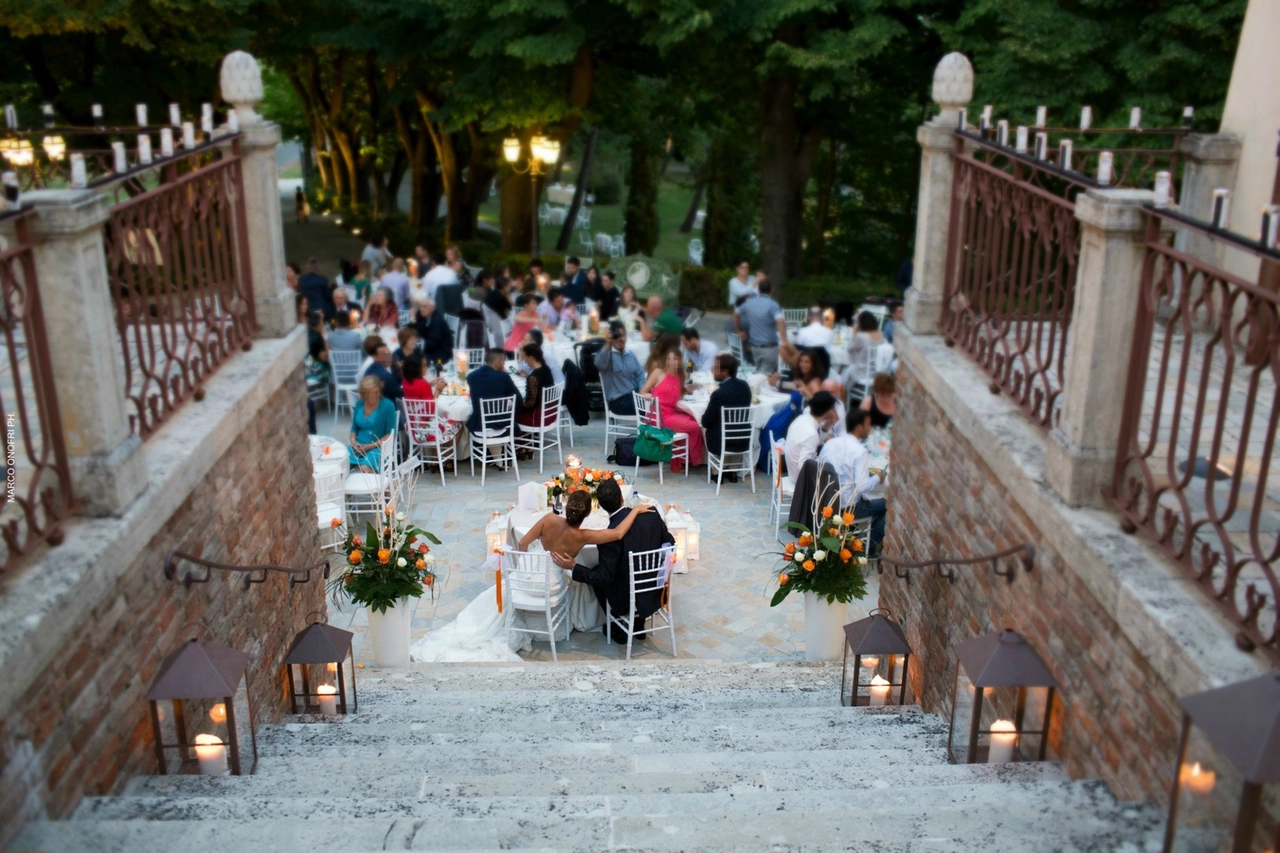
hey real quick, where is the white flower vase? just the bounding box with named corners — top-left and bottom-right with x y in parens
top-left (366, 597), bottom-right (414, 668)
top-left (803, 591), bottom-right (848, 662)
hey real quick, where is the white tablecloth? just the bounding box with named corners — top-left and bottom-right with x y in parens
top-left (506, 508), bottom-right (608, 639)
top-left (546, 185), bottom-right (576, 206)
top-left (311, 435), bottom-right (348, 481)
top-left (678, 390), bottom-right (792, 430)
top-left (548, 336), bottom-right (649, 371)
top-left (864, 428), bottom-right (890, 500)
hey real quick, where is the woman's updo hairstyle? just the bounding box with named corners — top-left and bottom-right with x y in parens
top-left (564, 491), bottom-right (592, 527)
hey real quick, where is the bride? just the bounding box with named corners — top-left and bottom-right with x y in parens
top-left (410, 493), bottom-right (654, 662)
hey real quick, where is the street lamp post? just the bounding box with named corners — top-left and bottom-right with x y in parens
top-left (504, 134), bottom-right (559, 260)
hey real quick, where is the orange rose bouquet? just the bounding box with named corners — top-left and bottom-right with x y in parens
top-left (545, 467), bottom-right (625, 503)
top-left (325, 505), bottom-right (441, 613)
top-left (771, 506), bottom-right (869, 606)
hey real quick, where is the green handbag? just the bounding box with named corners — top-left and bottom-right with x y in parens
top-left (633, 423), bottom-right (675, 462)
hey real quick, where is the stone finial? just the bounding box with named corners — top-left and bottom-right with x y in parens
top-left (220, 51), bottom-right (263, 124)
top-left (931, 52), bottom-right (974, 111)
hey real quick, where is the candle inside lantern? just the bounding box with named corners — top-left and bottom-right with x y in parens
top-left (860, 655), bottom-right (880, 671)
top-left (193, 733), bottom-right (228, 776)
top-left (1014, 126), bottom-right (1028, 153)
top-left (91, 104), bottom-right (103, 128)
top-left (1080, 106), bottom-right (1092, 131)
top-left (1153, 171), bottom-right (1171, 207)
top-left (160, 127), bottom-right (174, 157)
top-left (1059, 140), bottom-right (1073, 172)
top-left (138, 134), bottom-right (153, 165)
top-left (169, 103), bottom-right (181, 127)
top-left (317, 684), bottom-right (338, 715)
top-left (1129, 106), bottom-right (1142, 129)
top-left (70, 153), bottom-right (87, 188)
top-left (136, 104), bottom-right (148, 127)
top-left (1211, 188), bottom-right (1231, 229)
top-left (996, 120), bottom-right (1008, 147)
top-left (1034, 132), bottom-right (1047, 160)
top-left (1034, 106), bottom-right (1046, 128)
top-left (1263, 205), bottom-right (1279, 249)
top-left (182, 121), bottom-right (195, 149)
top-left (208, 702), bottom-right (227, 724)
top-left (1097, 151), bottom-right (1113, 186)
top-left (988, 719), bottom-right (1018, 763)
top-left (112, 141), bottom-right (127, 174)
top-left (869, 675), bottom-right (892, 706)
top-left (227, 110), bottom-right (239, 133)
top-left (1179, 762), bottom-right (1216, 796)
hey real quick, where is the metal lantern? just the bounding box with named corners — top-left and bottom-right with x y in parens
top-left (664, 506), bottom-right (688, 573)
top-left (282, 618), bottom-right (357, 716)
top-left (146, 637), bottom-right (258, 775)
top-left (682, 510), bottom-right (700, 561)
top-left (947, 629), bottom-right (1057, 764)
top-left (485, 511), bottom-right (507, 554)
top-left (841, 608), bottom-right (912, 707)
top-left (1161, 673), bottom-right (1280, 853)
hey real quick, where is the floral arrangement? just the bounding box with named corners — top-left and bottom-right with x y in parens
top-left (326, 505), bottom-right (442, 613)
top-left (771, 506), bottom-right (869, 606)
top-left (545, 465), bottom-right (625, 503)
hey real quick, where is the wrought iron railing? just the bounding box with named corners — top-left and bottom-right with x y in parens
top-left (1107, 206), bottom-right (1280, 665)
top-left (878, 543), bottom-right (1036, 584)
top-left (103, 135), bottom-right (256, 438)
top-left (0, 208), bottom-right (74, 573)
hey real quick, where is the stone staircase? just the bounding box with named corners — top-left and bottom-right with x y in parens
top-left (12, 662), bottom-right (1163, 852)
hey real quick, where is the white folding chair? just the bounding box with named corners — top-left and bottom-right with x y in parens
top-left (403, 398), bottom-right (457, 487)
top-left (846, 341), bottom-right (895, 406)
top-left (707, 405), bottom-right (758, 495)
top-left (782, 308), bottom-right (808, 330)
top-left (538, 203), bottom-right (552, 225)
top-left (343, 412), bottom-right (400, 525)
top-left (606, 546), bottom-right (677, 660)
top-left (687, 238), bottom-right (704, 267)
top-left (398, 309), bottom-right (412, 328)
top-left (503, 549), bottom-right (571, 661)
top-left (610, 235), bottom-right (625, 258)
top-left (444, 314), bottom-right (460, 337)
top-left (458, 347), bottom-right (486, 374)
top-left (307, 372), bottom-right (333, 411)
top-left (575, 207), bottom-right (592, 229)
top-left (314, 467), bottom-right (345, 551)
top-left (469, 394), bottom-right (519, 487)
top-left (632, 392), bottom-right (689, 485)
top-left (603, 392), bottom-right (639, 455)
top-left (769, 434), bottom-right (795, 534)
top-left (578, 230), bottom-right (595, 255)
top-left (330, 350), bottom-right (362, 418)
top-left (515, 382), bottom-right (564, 474)
top-left (727, 334), bottom-right (744, 364)
top-left (596, 232), bottom-right (613, 253)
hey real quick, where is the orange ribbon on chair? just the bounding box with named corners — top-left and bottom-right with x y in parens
top-left (495, 568), bottom-right (503, 614)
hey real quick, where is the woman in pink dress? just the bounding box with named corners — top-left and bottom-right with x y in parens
top-left (639, 349), bottom-right (705, 472)
top-left (503, 294), bottom-right (544, 353)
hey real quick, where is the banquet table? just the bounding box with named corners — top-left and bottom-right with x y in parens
top-left (547, 334), bottom-right (649, 372)
top-left (311, 434), bottom-right (349, 513)
top-left (863, 427), bottom-right (891, 500)
top-left (678, 388), bottom-right (792, 430)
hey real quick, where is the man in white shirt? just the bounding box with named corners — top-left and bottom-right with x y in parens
top-left (361, 235), bottom-right (390, 276)
top-left (680, 328), bottom-right (719, 373)
top-left (422, 254), bottom-right (459, 298)
top-left (380, 258), bottom-right (411, 310)
top-left (818, 408), bottom-right (888, 555)
top-left (794, 307), bottom-right (834, 348)
top-left (727, 259), bottom-right (757, 306)
top-left (783, 391), bottom-right (840, 479)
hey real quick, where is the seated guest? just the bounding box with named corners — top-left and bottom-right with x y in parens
top-left (295, 293), bottom-right (311, 325)
top-left (701, 353), bottom-right (752, 459)
top-left (365, 339), bottom-right (403, 401)
top-left (595, 320), bottom-right (646, 416)
top-left (349, 260), bottom-right (373, 304)
top-left (537, 287), bottom-right (577, 327)
top-left (365, 287), bottom-right (399, 328)
top-left (594, 270), bottom-right (621, 321)
top-left (860, 373), bottom-right (895, 428)
top-left (412, 297), bottom-right (454, 367)
top-left (413, 244), bottom-right (434, 279)
top-left (423, 253), bottom-right (458, 298)
top-left (681, 327), bottom-right (719, 373)
top-left (515, 343), bottom-right (556, 437)
top-left (820, 377), bottom-right (847, 440)
top-left (794, 306), bottom-right (834, 347)
top-left (523, 328), bottom-right (564, 386)
top-left (560, 256), bottom-right (588, 305)
top-left (882, 301), bottom-right (904, 343)
top-left (784, 391), bottom-right (839, 478)
top-left (617, 284), bottom-right (643, 332)
top-left (819, 409), bottom-right (888, 555)
top-left (304, 310), bottom-right (330, 390)
top-left (401, 354), bottom-right (447, 402)
top-left (523, 257), bottom-right (546, 290)
top-left (356, 334), bottom-right (383, 382)
top-left (639, 349), bottom-right (705, 472)
top-left (392, 326), bottom-right (419, 377)
top-left (348, 375), bottom-right (397, 472)
top-left (505, 294), bottom-right (545, 353)
top-left (328, 310), bottom-right (363, 352)
top-left (332, 287), bottom-right (361, 318)
top-left (844, 310), bottom-right (885, 376)
top-left (465, 348), bottom-right (522, 436)
top-left (772, 347), bottom-right (826, 399)
top-left (381, 258), bottom-right (411, 310)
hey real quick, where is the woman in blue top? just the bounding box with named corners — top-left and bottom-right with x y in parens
top-left (349, 375), bottom-right (398, 472)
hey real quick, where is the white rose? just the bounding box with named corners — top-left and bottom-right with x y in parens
top-left (397, 557), bottom-right (407, 567)
top-left (396, 512), bottom-right (405, 521)
top-left (812, 550), bottom-right (827, 561)
top-left (424, 554), bottom-right (436, 565)
top-left (585, 473), bottom-right (593, 482)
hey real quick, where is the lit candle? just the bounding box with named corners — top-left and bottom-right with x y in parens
top-left (1179, 762), bottom-right (1216, 796)
top-left (193, 733), bottom-right (228, 776)
top-left (160, 127), bottom-right (174, 157)
top-left (227, 109), bottom-right (239, 133)
top-left (996, 120), bottom-right (1008, 147)
top-left (4, 104), bottom-right (15, 129)
top-left (957, 107), bottom-right (967, 131)
top-left (1211, 188), bottom-right (1230, 229)
top-left (91, 104), bottom-right (103, 128)
top-left (1097, 151), bottom-right (1113, 186)
top-left (112, 141), bottom-right (127, 174)
top-left (869, 675), bottom-right (892, 706)
top-left (136, 103), bottom-right (148, 127)
top-left (1034, 132), bottom-right (1047, 160)
top-left (1080, 106), bottom-right (1092, 131)
top-left (209, 703), bottom-right (227, 724)
top-left (981, 104), bottom-right (992, 127)
top-left (201, 103), bottom-right (213, 136)
top-left (2, 172), bottom-right (17, 207)
top-left (1153, 171), bottom-right (1171, 207)
top-left (1182, 105), bottom-right (1194, 128)
top-left (70, 153), bottom-right (87, 188)
top-left (182, 121), bottom-right (195, 149)
top-left (42, 104), bottom-right (54, 128)
top-left (317, 684), bottom-right (338, 715)
top-left (169, 103), bottom-right (181, 127)
top-left (138, 134), bottom-right (152, 165)
top-left (1059, 140), bottom-right (1073, 172)
top-left (1014, 126), bottom-right (1027, 153)
top-left (1263, 205), bottom-right (1279, 249)
top-left (988, 719), bottom-right (1018, 764)
top-left (860, 655), bottom-right (880, 671)
top-left (1034, 105), bottom-right (1046, 128)
top-left (1129, 106), bottom-right (1142, 130)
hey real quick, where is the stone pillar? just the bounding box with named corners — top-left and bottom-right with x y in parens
top-left (24, 190), bottom-right (147, 515)
top-left (220, 51), bottom-right (292, 338)
top-left (904, 52), bottom-right (972, 336)
top-left (1175, 134), bottom-right (1242, 265)
top-left (1046, 189), bottom-right (1165, 508)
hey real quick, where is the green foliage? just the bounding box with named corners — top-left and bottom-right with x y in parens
top-left (624, 137), bottom-right (661, 256)
top-left (770, 514), bottom-right (870, 606)
top-left (259, 64), bottom-right (309, 143)
top-left (588, 167), bottom-right (624, 206)
top-left (675, 266), bottom-right (732, 311)
top-left (325, 514), bottom-right (442, 614)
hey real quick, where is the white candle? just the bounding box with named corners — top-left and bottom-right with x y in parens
top-left (317, 684), bottom-right (338, 715)
top-left (208, 702), bottom-right (226, 724)
top-left (91, 104), bottom-right (103, 127)
top-left (227, 109), bottom-right (239, 133)
top-left (1034, 132), bottom-right (1047, 160)
top-left (112, 141), bottom-right (127, 174)
top-left (42, 104), bottom-right (54, 127)
top-left (1129, 106), bottom-right (1142, 129)
top-left (1179, 762), bottom-right (1215, 796)
top-left (996, 120), bottom-right (1008, 147)
top-left (1080, 106), bottom-right (1092, 131)
top-left (193, 733), bottom-right (228, 776)
top-left (201, 103), bottom-right (213, 136)
top-left (1263, 205), bottom-right (1279, 249)
top-left (160, 127), bottom-right (174, 157)
top-left (1059, 140), bottom-right (1073, 171)
top-left (1014, 126), bottom-right (1027, 153)
top-left (70, 153), bottom-right (87, 188)
top-left (182, 121), bottom-right (196, 149)
top-left (1153, 171), bottom-right (1171, 207)
top-left (957, 107), bottom-right (966, 131)
top-left (869, 674), bottom-right (892, 706)
top-left (138, 134), bottom-right (153, 165)
top-left (981, 104), bottom-right (992, 125)
top-left (169, 103), bottom-right (181, 127)
top-left (1097, 151), bottom-right (1113, 186)
top-left (136, 104), bottom-right (148, 127)
top-left (988, 719), bottom-right (1017, 763)
top-left (1211, 188), bottom-right (1230, 229)
top-left (1034, 106), bottom-right (1046, 128)
top-left (4, 104), bottom-right (16, 129)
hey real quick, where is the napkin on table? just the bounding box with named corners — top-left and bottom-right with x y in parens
top-left (517, 482), bottom-right (546, 511)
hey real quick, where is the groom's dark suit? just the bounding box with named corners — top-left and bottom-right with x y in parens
top-left (571, 506), bottom-right (674, 630)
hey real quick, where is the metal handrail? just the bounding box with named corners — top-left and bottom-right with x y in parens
top-left (164, 550), bottom-right (331, 591)
top-left (877, 543), bottom-right (1035, 585)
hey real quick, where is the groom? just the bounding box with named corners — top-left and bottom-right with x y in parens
top-left (551, 479), bottom-right (674, 643)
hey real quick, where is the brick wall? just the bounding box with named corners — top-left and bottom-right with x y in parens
top-left (880, 360), bottom-right (1182, 802)
top-left (0, 370), bottom-right (323, 835)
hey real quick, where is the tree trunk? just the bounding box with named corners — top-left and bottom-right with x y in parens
top-left (679, 178), bottom-right (706, 233)
top-left (625, 136), bottom-right (661, 256)
top-left (810, 139), bottom-right (838, 275)
top-left (759, 74), bottom-right (822, 290)
top-left (703, 130), bottom-right (755, 269)
top-left (300, 142), bottom-right (314, 190)
top-left (500, 170), bottom-right (536, 254)
top-left (552, 138), bottom-right (570, 184)
top-left (556, 127), bottom-right (597, 251)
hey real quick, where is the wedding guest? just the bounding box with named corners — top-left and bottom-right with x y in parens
top-left (413, 297), bottom-right (454, 366)
top-left (639, 349), bottom-right (705, 472)
top-left (523, 328), bottom-right (564, 386)
top-left (285, 261), bottom-right (301, 291)
top-left (327, 310), bottom-right (363, 352)
top-left (594, 270), bottom-right (621, 321)
top-left (392, 326), bottom-right (419, 377)
top-left (638, 296), bottom-right (664, 342)
top-left (784, 391), bottom-right (839, 477)
top-left (401, 353), bottom-right (446, 402)
top-left (733, 279), bottom-right (787, 374)
top-left (366, 339), bottom-right (403, 401)
top-left (295, 293), bottom-right (310, 325)
top-left (515, 343), bottom-right (556, 437)
top-left (524, 257), bottom-right (545, 290)
top-left (701, 353), bottom-right (751, 459)
top-left (727, 259), bottom-right (757, 306)
top-left (364, 287), bottom-right (399, 328)
top-left (298, 257), bottom-right (335, 320)
top-left (450, 254), bottom-right (473, 290)
top-left (794, 307), bottom-right (834, 347)
top-left (560, 256), bottom-right (588, 305)
top-left (350, 260), bottom-right (373, 304)
top-left (771, 348), bottom-right (826, 399)
top-left (584, 265), bottom-right (601, 299)
top-left (882, 301), bottom-right (904, 343)
top-left (819, 408), bottom-right (886, 548)
top-left (348, 375), bottom-right (397, 472)
top-left (681, 327), bottom-right (719, 373)
top-left (413, 244), bottom-right (434, 278)
top-left (465, 349), bottom-right (522, 436)
top-left (477, 270), bottom-right (510, 348)
top-left (381, 258), bottom-right (411, 310)
top-left (332, 287), bottom-right (361, 318)
top-left (537, 287), bottom-right (578, 327)
top-left (617, 284), bottom-right (643, 332)
top-left (595, 320), bottom-right (646, 416)
top-left (505, 294), bottom-right (545, 353)
top-left (423, 252), bottom-right (459, 299)
top-left (304, 310), bottom-right (330, 390)
top-left (361, 234), bottom-right (390, 276)
top-left (294, 186), bottom-right (310, 223)
top-left (860, 373), bottom-right (895, 427)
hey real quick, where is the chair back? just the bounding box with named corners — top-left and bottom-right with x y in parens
top-left (628, 546), bottom-right (672, 609)
top-left (444, 314), bottom-right (460, 335)
top-left (331, 349), bottom-right (362, 385)
top-left (459, 347), bottom-right (487, 371)
top-left (314, 467), bottom-right (344, 510)
top-left (537, 383), bottom-right (564, 427)
top-left (727, 335), bottom-right (744, 362)
top-left (403, 397), bottom-right (441, 446)
top-left (480, 394), bottom-right (517, 434)
top-left (870, 342), bottom-right (895, 374)
top-left (847, 516), bottom-right (873, 553)
top-left (504, 549), bottom-right (562, 601)
top-left (633, 393), bottom-right (663, 429)
top-left (770, 433), bottom-right (786, 491)
top-left (398, 309), bottom-right (412, 327)
top-left (783, 308), bottom-right (808, 328)
top-left (720, 406), bottom-right (756, 454)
